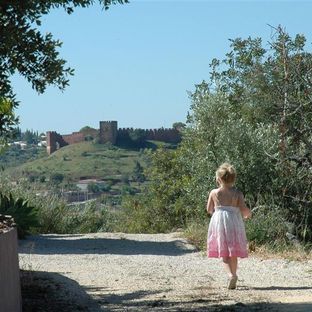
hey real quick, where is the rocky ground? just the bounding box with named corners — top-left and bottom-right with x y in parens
top-left (19, 232), bottom-right (312, 311)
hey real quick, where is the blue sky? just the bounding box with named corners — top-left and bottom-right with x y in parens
top-left (12, 0), bottom-right (312, 134)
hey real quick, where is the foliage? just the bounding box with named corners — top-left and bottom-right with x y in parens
top-left (0, 0), bottom-right (128, 132)
top-left (132, 161), bottom-right (145, 182)
top-left (145, 148), bottom-right (193, 226)
top-left (0, 98), bottom-right (18, 142)
top-left (172, 122), bottom-right (186, 130)
top-left (115, 148), bottom-right (192, 233)
top-left (121, 174), bottom-right (129, 184)
top-left (80, 125), bottom-right (97, 141)
top-left (9, 141), bottom-right (148, 182)
top-left (32, 195), bottom-right (114, 234)
top-left (207, 26), bottom-right (312, 241)
top-left (121, 185), bottom-right (137, 195)
top-left (55, 201), bottom-right (114, 234)
top-left (0, 175), bottom-right (115, 234)
top-left (50, 173), bottom-right (64, 184)
top-left (86, 181), bottom-right (113, 193)
top-left (85, 135), bottom-right (94, 141)
top-left (80, 126), bottom-right (97, 133)
top-left (120, 27), bottom-right (312, 247)
top-left (8, 126), bottom-right (22, 141)
top-left (99, 181), bottom-right (112, 192)
top-left (0, 145), bottom-right (46, 169)
top-left (88, 182), bottom-right (100, 193)
top-left (184, 220), bottom-right (209, 252)
top-left (0, 192), bottom-right (39, 238)
top-left (32, 195), bottom-right (67, 233)
top-left (22, 130), bottom-right (40, 145)
top-left (3, 141), bottom-right (153, 214)
top-left (245, 204), bottom-right (289, 248)
top-left (184, 88), bottom-right (280, 212)
top-left (114, 195), bottom-right (173, 233)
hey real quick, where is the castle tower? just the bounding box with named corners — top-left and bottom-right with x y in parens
top-left (46, 131), bottom-right (70, 155)
top-left (46, 131), bottom-right (57, 155)
top-left (99, 121), bottom-right (118, 144)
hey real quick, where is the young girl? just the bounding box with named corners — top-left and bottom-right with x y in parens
top-left (206, 163), bottom-right (251, 290)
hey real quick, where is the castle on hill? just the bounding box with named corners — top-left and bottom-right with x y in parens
top-left (46, 121), bottom-right (181, 155)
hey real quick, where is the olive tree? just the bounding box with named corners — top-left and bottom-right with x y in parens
top-left (143, 26), bottom-right (312, 241)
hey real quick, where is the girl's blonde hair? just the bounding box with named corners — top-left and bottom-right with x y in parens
top-left (216, 163), bottom-right (236, 185)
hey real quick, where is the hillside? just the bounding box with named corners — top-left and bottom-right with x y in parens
top-left (0, 145), bottom-right (46, 169)
top-left (2, 140), bottom-right (177, 206)
top-left (6, 141), bottom-right (152, 181)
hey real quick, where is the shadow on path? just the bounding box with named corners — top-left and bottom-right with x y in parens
top-left (252, 286), bottom-right (312, 291)
top-left (21, 270), bottom-right (100, 312)
top-left (19, 235), bottom-right (195, 256)
top-left (21, 270), bottom-right (312, 312)
top-left (89, 288), bottom-right (312, 312)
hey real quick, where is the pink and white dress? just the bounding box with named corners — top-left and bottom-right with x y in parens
top-left (207, 205), bottom-right (248, 258)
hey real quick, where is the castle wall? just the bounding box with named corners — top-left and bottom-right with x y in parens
top-left (62, 132), bottom-right (85, 145)
top-left (47, 121), bottom-right (181, 154)
top-left (117, 127), bottom-right (181, 143)
top-left (80, 128), bottom-right (99, 138)
top-left (46, 131), bottom-right (69, 155)
top-left (145, 128), bottom-right (181, 143)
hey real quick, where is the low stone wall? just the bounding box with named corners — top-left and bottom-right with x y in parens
top-left (0, 227), bottom-right (22, 311)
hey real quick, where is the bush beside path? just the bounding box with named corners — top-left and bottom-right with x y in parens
top-left (19, 233), bottom-right (312, 311)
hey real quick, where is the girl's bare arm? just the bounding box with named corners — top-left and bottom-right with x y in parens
top-left (238, 192), bottom-right (252, 219)
top-left (206, 190), bottom-right (215, 215)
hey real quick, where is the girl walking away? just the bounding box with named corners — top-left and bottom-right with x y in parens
top-left (206, 163), bottom-right (251, 290)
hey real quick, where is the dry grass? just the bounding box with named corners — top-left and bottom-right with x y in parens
top-left (183, 225), bottom-right (312, 262)
top-left (250, 244), bottom-right (312, 261)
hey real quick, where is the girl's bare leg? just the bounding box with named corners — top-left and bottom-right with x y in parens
top-left (222, 257), bottom-right (237, 277)
top-left (223, 257), bottom-right (238, 289)
top-left (222, 257), bottom-right (232, 277)
top-left (228, 257), bottom-right (238, 277)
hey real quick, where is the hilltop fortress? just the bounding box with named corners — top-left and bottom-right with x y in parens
top-left (46, 121), bottom-right (181, 155)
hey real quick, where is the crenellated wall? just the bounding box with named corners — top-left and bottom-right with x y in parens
top-left (117, 127), bottom-right (181, 143)
top-left (47, 121), bottom-right (181, 154)
top-left (146, 128), bottom-right (181, 143)
top-left (62, 132), bottom-right (85, 145)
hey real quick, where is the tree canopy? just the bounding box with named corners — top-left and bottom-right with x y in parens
top-left (125, 26), bottom-right (312, 244)
top-left (0, 0), bottom-right (128, 137)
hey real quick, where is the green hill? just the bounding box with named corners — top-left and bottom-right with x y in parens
top-left (7, 141), bottom-right (149, 181)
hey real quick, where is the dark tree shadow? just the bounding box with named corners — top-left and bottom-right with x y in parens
top-left (19, 235), bottom-right (196, 256)
top-left (38, 234), bottom-right (85, 239)
top-left (90, 289), bottom-right (312, 312)
top-left (21, 270), bottom-right (312, 312)
top-left (21, 270), bottom-right (101, 312)
top-left (252, 286), bottom-right (312, 291)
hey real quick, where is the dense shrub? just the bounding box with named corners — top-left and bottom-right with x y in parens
top-left (0, 177), bottom-right (114, 235)
top-left (0, 192), bottom-right (39, 238)
top-left (184, 220), bottom-right (209, 252)
top-left (55, 201), bottom-right (114, 234)
top-left (114, 195), bottom-right (174, 233)
top-left (50, 173), bottom-right (64, 184)
top-left (115, 28), bottom-right (312, 250)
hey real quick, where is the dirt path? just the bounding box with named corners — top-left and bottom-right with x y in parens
top-left (19, 233), bottom-right (312, 311)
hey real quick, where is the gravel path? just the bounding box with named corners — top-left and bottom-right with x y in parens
top-left (19, 233), bottom-right (312, 311)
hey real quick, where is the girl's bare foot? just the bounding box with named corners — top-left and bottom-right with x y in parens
top-left (228, 275), bottom-right (238, 289)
